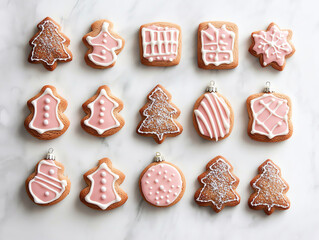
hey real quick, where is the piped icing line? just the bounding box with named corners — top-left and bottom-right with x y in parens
top-left (30, 19), bottom-right (71, 65)
top-left (250, 161), bottom-right (289, 211)
top-left (29, 87), bottom-right (64, 134)
top-left (250, 93), bottom-right (289, 139)
top-left (84, 162), bottom-right (121, 210)
top-left (252, 25), bottom-right (293, 67)
top-left (86, 22), bottom-right (123, 67)
top-left (196, 158), bottom-right (240, 210)
top-left (194, 92), bottom-right (231, 141)
top-left (141, 25), bottom-right (179, 62)
top-left (28, 160), bottom-right (67, 204)
top-left (201, 24), bottom-right (235, 66)
top-left (84, 88), bottom-right (120, 135)
top-left (137, 86), bottom-right (180, 141)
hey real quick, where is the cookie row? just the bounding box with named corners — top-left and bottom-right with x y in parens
top-left (24, 82), bottom-right (293, 143)
top-left (26, 149), bottom-right (289, 215)
top-left (28, 17), bottom-right (295, 71)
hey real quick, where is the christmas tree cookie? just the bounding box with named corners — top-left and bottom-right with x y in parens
top-left (24, 85), bottom-right (69, 140)
top-left (83, 19), bottom-right (125, 69)
top-left (137, 84), bottom-right (183, 144)
top-left (194, 156), bottom-right (240, 212)
top-left (249, 23), bottom-right (295, 71)
top-left (80, 158), bottom-right (127, 211)
top-left (26, 149), bottom-right (71, 206)
top-left (81, 85), bottom-right (124, 137)
top-left (248, 160), bottom-right (290, 215)
top-left (28, 17), bottom-right (72, 71)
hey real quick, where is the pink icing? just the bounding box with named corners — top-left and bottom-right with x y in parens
top-left (141, 163), bottom-right (183, 206)
top-left (142, 25), bottom-right (179, 62)
top-left (201, 24), bottom-right (235, 66)
top-left (252, 25), bottom-right (293, 66)
top-left (29, 160), bottom-right (67, 204)
top-left (86, 168), bottom-right (117, 206)
top-left (194, 93), bottom-right (231, 140)
top-left (31, 93), bottom-right (61, 131)
top-left (251, 94), bottom-right (289, 139)
top-left (86, 22), bottom-right (122, 66)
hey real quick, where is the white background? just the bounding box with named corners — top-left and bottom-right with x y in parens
top-left (0, 0), bottom-right (318, 239)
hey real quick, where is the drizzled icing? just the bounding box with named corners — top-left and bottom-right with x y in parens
top-left (84, 88), bottom-right (121, 135)
top-left (194, 92), bottom-right (231, 141)
top-left (86, 22), bottom-right (123, 67)
top-left (28, 160), bottom-right (67, 204)
top-left (29, 87), bottom-right (64, 134)
top-left (84, 162), bottom-right (121, 210)
top-left (137, 86), bottom-right (181, 142)
top-left (196, 158), bottom-right (240, 211)
top-left (141, 25), bottom-right (179, 62)
top-left (250, 93), bottom-right (289, 139)
top-left (250, 160), bottom-right (289, 212)
top-left (252, 25), bottom-right (293, 67)
top-left (201, 24), bottom-right (235, 66)
top-left (140, 163), bottom-right (183, 206)
top-left (30, 19), bottom-right (71, 66)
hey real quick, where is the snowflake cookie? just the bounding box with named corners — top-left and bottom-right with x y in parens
top-left (248, 160), bottom-right (290, 215)
top-left (198, 21), bottom-right (238, 69)
top-left (194, 156), bottom-right (240, 212)
top-left (249, 23), bottom-right (295, 71)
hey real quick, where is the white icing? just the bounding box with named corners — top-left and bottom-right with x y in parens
top-left (86, 22), bottom-right (123, 67)
top-left (28, 160), bottom-right (67, 204)
top-left (30, 20), bottom-right (71, 65)
top-left (250, 93), bottom-right (289, 139)
top-left (201, 24), bottom-right (235, 66)
top-left (141, 25), bottom-right (179, 62)
top-left (29, 87), bottom-right (64, 134)
top-left (84, 88), bottom-right (120, 135)
top-left (84, 162), bottom-right (121, 210)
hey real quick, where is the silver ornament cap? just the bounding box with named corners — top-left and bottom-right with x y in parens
top-left (206, 81), bottom-right (217, 93)
top-left (46, 148), bottom-right (56, 160)
top-left (154, 152), bottom-right (164, 162)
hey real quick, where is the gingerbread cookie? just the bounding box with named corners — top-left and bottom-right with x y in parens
top-left (249, 23), bottom-right (295, 71)
top-left (24, 85), bottom-right (69, 140)
top-left (139, 22), bottom-right (182, 66)
top-left (193, 81), bottom-right (234, 141)
top-left (83, 19), bottom-right (124, 69)
top-left (80, 158), bottom-right (127, 211)
top-left (137, 84), bottom-right (183, 144)
top-left (249, 160), bottom-right (290, 215)
top-left (198, 21), bottom-right (238, 70)
top-left (139, 153), bottom-right (186, 207)
top-left (26, 149), bottom-right (71, 206)
top-left (81, 86), bottom-right (124, 137)
top-left (28, 17), bottom-right (72, 71)
top-left (246, 82), bottom-right (292, 142)
top-left (194, 156), bottom-right (240, 212)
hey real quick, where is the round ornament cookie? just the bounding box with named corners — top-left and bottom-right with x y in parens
top-left (194, 155), bottom-right (240, 212)
top-left (193, 81), bottom-right (234, 141)
top-left (80, 158), bottom-right (128, 211)
top-left (249, 22), bottom-right (295, 71)
top-left (24, 85), bottom-right (69, 140)
top-left (83, 19), bottom-right (125, 69)
top-left (28, 17), bottom-right (72, 71)
top-left (139, 153), bottom-right (186, 208)
top-left (25, 148), bottom-right (71, 206)
top-left (248, 159), bottom-right (290, 215)
top-left (81, 85), bottom-right (124, 137)
top-left (246, 82), bottom-right (292, 142)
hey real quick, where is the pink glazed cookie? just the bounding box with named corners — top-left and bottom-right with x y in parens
top-left (80, 158), bottom-right (127, 211)
top-left (139, 153), bottom-right (186, 208)
top-left (249, 23), bottom-right (295, 71)
top-left (83, 19), bottom-right (125, 69)
top-left (24, 85), bottom-right (69, 140)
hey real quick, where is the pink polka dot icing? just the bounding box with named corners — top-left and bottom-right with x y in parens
top-left (140, 163), bottom-right (183, 206)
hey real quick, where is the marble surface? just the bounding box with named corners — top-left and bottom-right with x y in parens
top-left (0, 0), bottom-right (318, 239)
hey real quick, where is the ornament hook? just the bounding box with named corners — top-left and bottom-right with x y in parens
top-left (154, 152), bottom-right (164, 162)
top-left (46, 148), bottom-right (56, 160)
top-left (206, 81), bottom-right (217, 93)
top-left (264, 81), bottom-right (274, 93)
